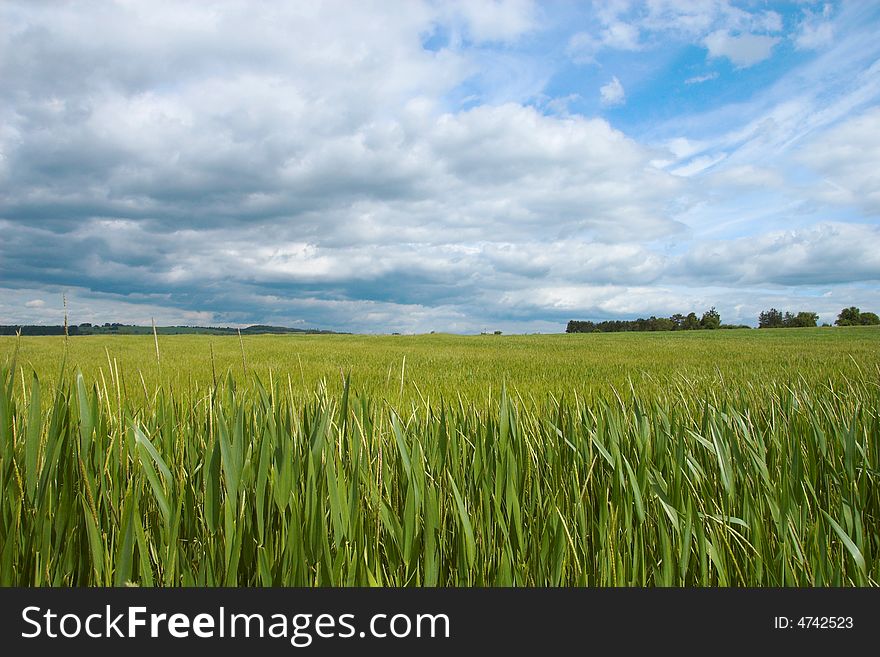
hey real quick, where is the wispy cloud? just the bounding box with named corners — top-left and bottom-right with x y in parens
top-left (795, 3), bottom-right (835, 50)
top-left (685, 72), bottom-right (719, 85)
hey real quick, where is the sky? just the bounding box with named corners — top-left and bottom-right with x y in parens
top-left (1, 0), bottom-right (879, 333)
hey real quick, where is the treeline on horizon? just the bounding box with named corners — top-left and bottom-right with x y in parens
top-left (566, 307), bottom-right (742, 333)
top-left (3, 305), bottom-right (878, 338)
top-left (568, 306), bottom-right (880, 334)
top-left (0, 323), bottom-right (341, 336)
top-left (758, 306), bottom-right (879, 328)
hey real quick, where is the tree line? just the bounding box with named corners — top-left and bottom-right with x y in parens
top-left (0, 323), bottom-right (342, 336)
top-left (0, 325), bottom-right (83, 336)
top-left (833, 306), bottom-right (879, 326)
top-left (757, 306), bottom-right (879, 328)
top-left (757, 309), bottom-right (818, 328)
top-left (566, 307), bottom-right (749, 333)
top-left (567, 305), bottom-right (880, 334)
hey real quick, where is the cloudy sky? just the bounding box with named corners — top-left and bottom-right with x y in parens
top-left (2, 1), bottom-right (879, 333)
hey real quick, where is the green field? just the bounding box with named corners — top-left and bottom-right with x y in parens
top-left (1, 328), bottom-right (878, 586)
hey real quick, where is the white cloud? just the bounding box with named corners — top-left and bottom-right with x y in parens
top-left (703, 30), bottom-right (780, 68)
top-left (566, 19), bottom-right (640, 63)
top-left (795, 4), bottom-right (834, 51)
top-left (651, 18), bottom-right (880, 185)
top-left (24, 299), bottom-right (45, 308)
top-left (707, 165), bottom-right (784, 190)
top-left (565, 32), bottom-right (597, 64)
top-left (796, 21), bottom-right (833, 50)
top-left (0, 59), bottom-right (691, 329)
top-left (685, 72), bottom-right (719, 85)
top-left (2, 1), bottom-right (880, 333)
top-left (670, 153), bottom-right (727, 177)
top-left (682, 223), bottom-right (880, 285)
top-left (446, 0), bottom-right (538, 43)
top-left (0, 286), bottom-right (217, 326)
top-left (600, 76), bottom-right (626, 106)
top-left (664, 137), bottom-right (709, 160)
top-left (567, 2), bottom-right (785, 69)
top-left (754, 10), bottom-right (783, 34)
top-left (602, 20), bottom-right (641, 50)
top-left (639, 1), bottom-right (723, 38)
top-left (542, 93), bottom-right (581, 115)
top-left (798, 107), bottom-right (880, 216)
top-left (499, 284), bottom-right (685, 315)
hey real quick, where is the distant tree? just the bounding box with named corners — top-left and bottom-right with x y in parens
top-left (791, 311), bottom-right (819, 328)
top-left (567, 320), bottom-right (596, 333)
top-left (682, 312), bottom-right (700, 330)
top-left (700, 307), bottom-right (721, 330)
top-left (670, 313), bottom-right (685, 330)
top-left (860, 311), bottom-right (880, 325)
top-left (0, 325), bottom-right (68, 336)
top-left (836, 306), bottom-right (862, 326)
top-left (758, 308), bottom-right (784, 328)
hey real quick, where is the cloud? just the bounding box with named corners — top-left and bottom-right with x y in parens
top-left (567, 20), bottom-right (640, 62)
top-left (446, 0), bottom-right (538, 43)
top-left (680, 223), bottom-right (880, 286)
top-left (24, 299), bottom-right (45, 308)
top-left (565, 1), bottom-right (786, 74)
top-left (795, 4), bottom-right (835, 51)
top-left (542, 93), bottom-right (582, 116)
top-left (796, 20), bottom-right (833, 51)
top-left (703, 30), bottom-right (780, 68)
top-left (706, 165), bottom-right (784, 190)
top-left (639, 2), bottom-right (734, 37)
top-left (670, 154), bottom-right (727, 177)
top-left (600, 77), bottom-right (626, 106)
top-left (601, 20), bottom-right (641, 50)
top-left (498, 284), bottom-right (690, 316)
top-left (639, 2), bottom-right (781, 38)
top-left (797, 106), bottom-right (880, 216)
top-left (649, 3), bottom-right (880, 190)
top-left (2, 1), bottom-right (880, 333)
top-left (685, 72), bottom-right (719, 85)
top-left (0, 43), bottom-right (689, 330)
top-left (0, 286), bottom-right (217, 327)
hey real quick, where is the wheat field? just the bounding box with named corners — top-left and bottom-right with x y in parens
top-left (1, 328), bottom-right (878, 586)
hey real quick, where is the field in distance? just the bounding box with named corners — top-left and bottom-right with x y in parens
top-left (0, 328), bottom-right (878, 586)
top-left (5, 327), bottom-right (879, 399)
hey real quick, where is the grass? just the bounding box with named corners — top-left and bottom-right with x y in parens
top-left (0, 327), bottom-right (878, 586)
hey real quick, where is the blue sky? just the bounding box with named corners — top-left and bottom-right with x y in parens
top-left (1, 0), bottom-right (879, 332)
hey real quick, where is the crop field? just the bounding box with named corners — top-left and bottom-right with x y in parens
top-left (1, 328), bottom-right (878, 586)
